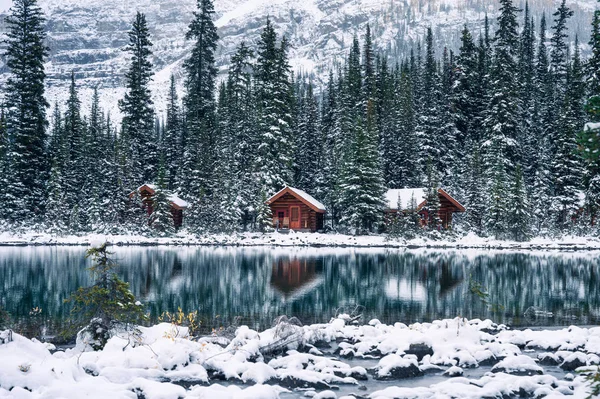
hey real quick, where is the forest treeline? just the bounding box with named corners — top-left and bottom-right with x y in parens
top-left (0, 0), bottom-right (599, 239)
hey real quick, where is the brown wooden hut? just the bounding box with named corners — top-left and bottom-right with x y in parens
top-left (266, 186), bottom-right (326, 232)
top-left (129, 184), bottom-right (189, 228)
top-left (385, 188), bottom-right (465, 229)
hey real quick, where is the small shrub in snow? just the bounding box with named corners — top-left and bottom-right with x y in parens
top-left (159, 308), bottom-right (200, 338)
top-left (65, 243), bottom-right (147, 350)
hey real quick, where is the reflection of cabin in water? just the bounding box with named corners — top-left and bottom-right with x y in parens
top-left (266, 186), bottom-right (326, 232)
top-left (270, 257), bottom-right (323, 298)
top-left (129, 184), bottom-right (189, 228)
top-left (385, 188), bottom-right (465, 229)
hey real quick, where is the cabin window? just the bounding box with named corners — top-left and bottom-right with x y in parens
top-left (278, 211), bottom-right (284, 219)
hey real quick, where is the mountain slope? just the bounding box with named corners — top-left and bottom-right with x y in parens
top-left (0, 0), bottom-right (596, 120)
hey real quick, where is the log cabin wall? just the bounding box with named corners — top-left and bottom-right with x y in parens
top-left (384, 193), bottom-right (462, 229)
top-left (140, 188), bottom-right (154, 215)
top-left (269, 192), bottom-right (319, 232)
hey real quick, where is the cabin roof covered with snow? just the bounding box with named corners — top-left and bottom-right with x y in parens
top-left (386, 188), bottom-right (427, 211)
top-left (267, 186), bottom-right (326, 213)
top-left (167, 195), bottom-right (189, 209)
top-left (385, 188), bottom-right (465, 212)
top-left (131, 184), bottom-right (189, 209)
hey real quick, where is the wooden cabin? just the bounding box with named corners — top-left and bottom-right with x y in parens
top-left (266, 186), bottom-right (326, 232)
top-left (129, 184), bottom-right (189, 228)
top-left (385, 188), bottom-right (465, 229)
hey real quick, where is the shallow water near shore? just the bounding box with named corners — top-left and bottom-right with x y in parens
top-left (2, 246), bottom-right (600, 335)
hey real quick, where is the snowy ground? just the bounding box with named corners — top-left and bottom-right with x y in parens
top-left (1, 316), bottom-right (598, 398)
top-left (1, 230), bottom-right (600, 250)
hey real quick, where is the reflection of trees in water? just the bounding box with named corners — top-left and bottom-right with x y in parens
top-left (1, 248), bottom-right (600, 330)
top-left (0, 247), bottom-right (91, 322)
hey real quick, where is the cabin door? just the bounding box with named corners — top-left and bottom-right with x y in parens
top-left (290, 206), bottom-right (301, 229)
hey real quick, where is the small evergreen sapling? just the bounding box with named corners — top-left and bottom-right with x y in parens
top-left (256, 190), bottom-right (274, 233)
top-left (149, 162), bottom-right (176, 236)
top-left (66, 243), bottom-right (146, 350)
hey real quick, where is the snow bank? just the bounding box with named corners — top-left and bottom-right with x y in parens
top-left (1, 230), bottom-right (600, 250)
top-left (1, 317), bottom-right (598, 398)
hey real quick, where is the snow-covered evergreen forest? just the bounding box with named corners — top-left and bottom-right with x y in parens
top-left (0, 0), bottom-right (599, 240)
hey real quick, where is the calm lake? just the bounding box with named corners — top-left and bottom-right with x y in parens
top-left (1, 246), bottom-right (600, 334)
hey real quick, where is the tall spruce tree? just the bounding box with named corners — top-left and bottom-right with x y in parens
top-left (580, 6), bottom-right (600, 226)
top-left (530, 14), bottom-right (554, 232)
top-left (295, 82), bottom-right (322, 195)
top-left (338, 115), bottom-right (386, 234)
top-left (180, 0), bottom-right (218, 206)
top-left (484, 0), bottom-right (521, 236)
top-left (253, 19), bottom-right (294, 200)
top-left (394, 64), bottom-right (420, 188)
top-left (62, 72), bottom-right (87, 231)
top-left (552, 39), bottom-right (584, 230)
top-left (119, 12), bottom-right (156, 187)
top-left (484, 0), bottom-right (521, 173)
top-left (519, 4), bottom-right (537, 181)
top-left (163, 75), bottom-right (182, 190)
top-left (225, 42), bottom-right (255, 227)
top-left (418, 27), bottom-right (442, 177)
top-left (2, 0), bottom-right (49, 222)
top-left (454, 25), bottom-right (479, 152)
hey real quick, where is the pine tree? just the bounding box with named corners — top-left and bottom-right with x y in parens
top-left (454, 25), bottom-right (479, 151)
top-left (484, 0), bottom-right (521, 174)
top-left (163, 75), bottom-right (182, 189)
top-left (509, 165), bottom-right (530, 241)
top-left (180, 0), bottom-right (219, 205)
top-left (484, 0), bottom-right (521, 236)
top-left (62, 72), bottom-right (87, 231)
top-left (394, 65), bottom-right (419, 188)
top-left (465, 147), bottom-right (486, 235)
top-left (418, 27), bottom-right (442, 177)
top-left (295, 82), bottom-right (322, 195)
top-left (338, 109), bottom-right (386, 234)
top-left (255, 189), bottom-right (273, 232)
top-left (253, 19), bottom-right (294, 201)
top-left (2, 0), bottom-right (49, 223)
top-left (320, 71), bottom-right (340, 225)
top-left (226, 42), bottom-right (255, 228)
top-left (119, 12), bottom-right (156, 187)
top-left (149, 160), bottom-right (175, 236)
top-left (550, 0), bottom-right (573, 98)
top-left (424, 159), bottom-right (441, 229)
top-left (530, 14), bottom-right (554, 229)
top-left (519, 4), bottom-right (537, 181)
top-left (86, 87), bottom-right (108, 231)
top-left (580, 7), bottom-right (600, 227)
top-left (439, 47), bottom-right (459, 187)
top-left (552, 39), bottom-right (584, 230)
top-left (486, 159), bottom-right (509, 239)
top-left (362, 24), bottom-right (376, 110)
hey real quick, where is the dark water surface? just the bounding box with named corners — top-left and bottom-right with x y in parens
top-left (1, 246), bottom-right (600, 333)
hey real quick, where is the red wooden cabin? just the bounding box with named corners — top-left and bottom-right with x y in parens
top-left (385, 188), bottom-right (465, 229)
top-left (266, 186), bottom-right (326, 232)
top-left (129, 184), bottom-right (189, 228)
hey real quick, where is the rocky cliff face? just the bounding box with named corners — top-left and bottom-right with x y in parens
top-left (0, 0), bottom-right (596, 119)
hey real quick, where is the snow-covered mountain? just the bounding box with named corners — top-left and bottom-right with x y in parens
top-left (0, 0), bottom-right (597, 120)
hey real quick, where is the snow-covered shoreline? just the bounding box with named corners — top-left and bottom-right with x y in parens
top-left (1, 316), bottom-right (598, 398)
top-left (1, 231), bottom-right (600, 251)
